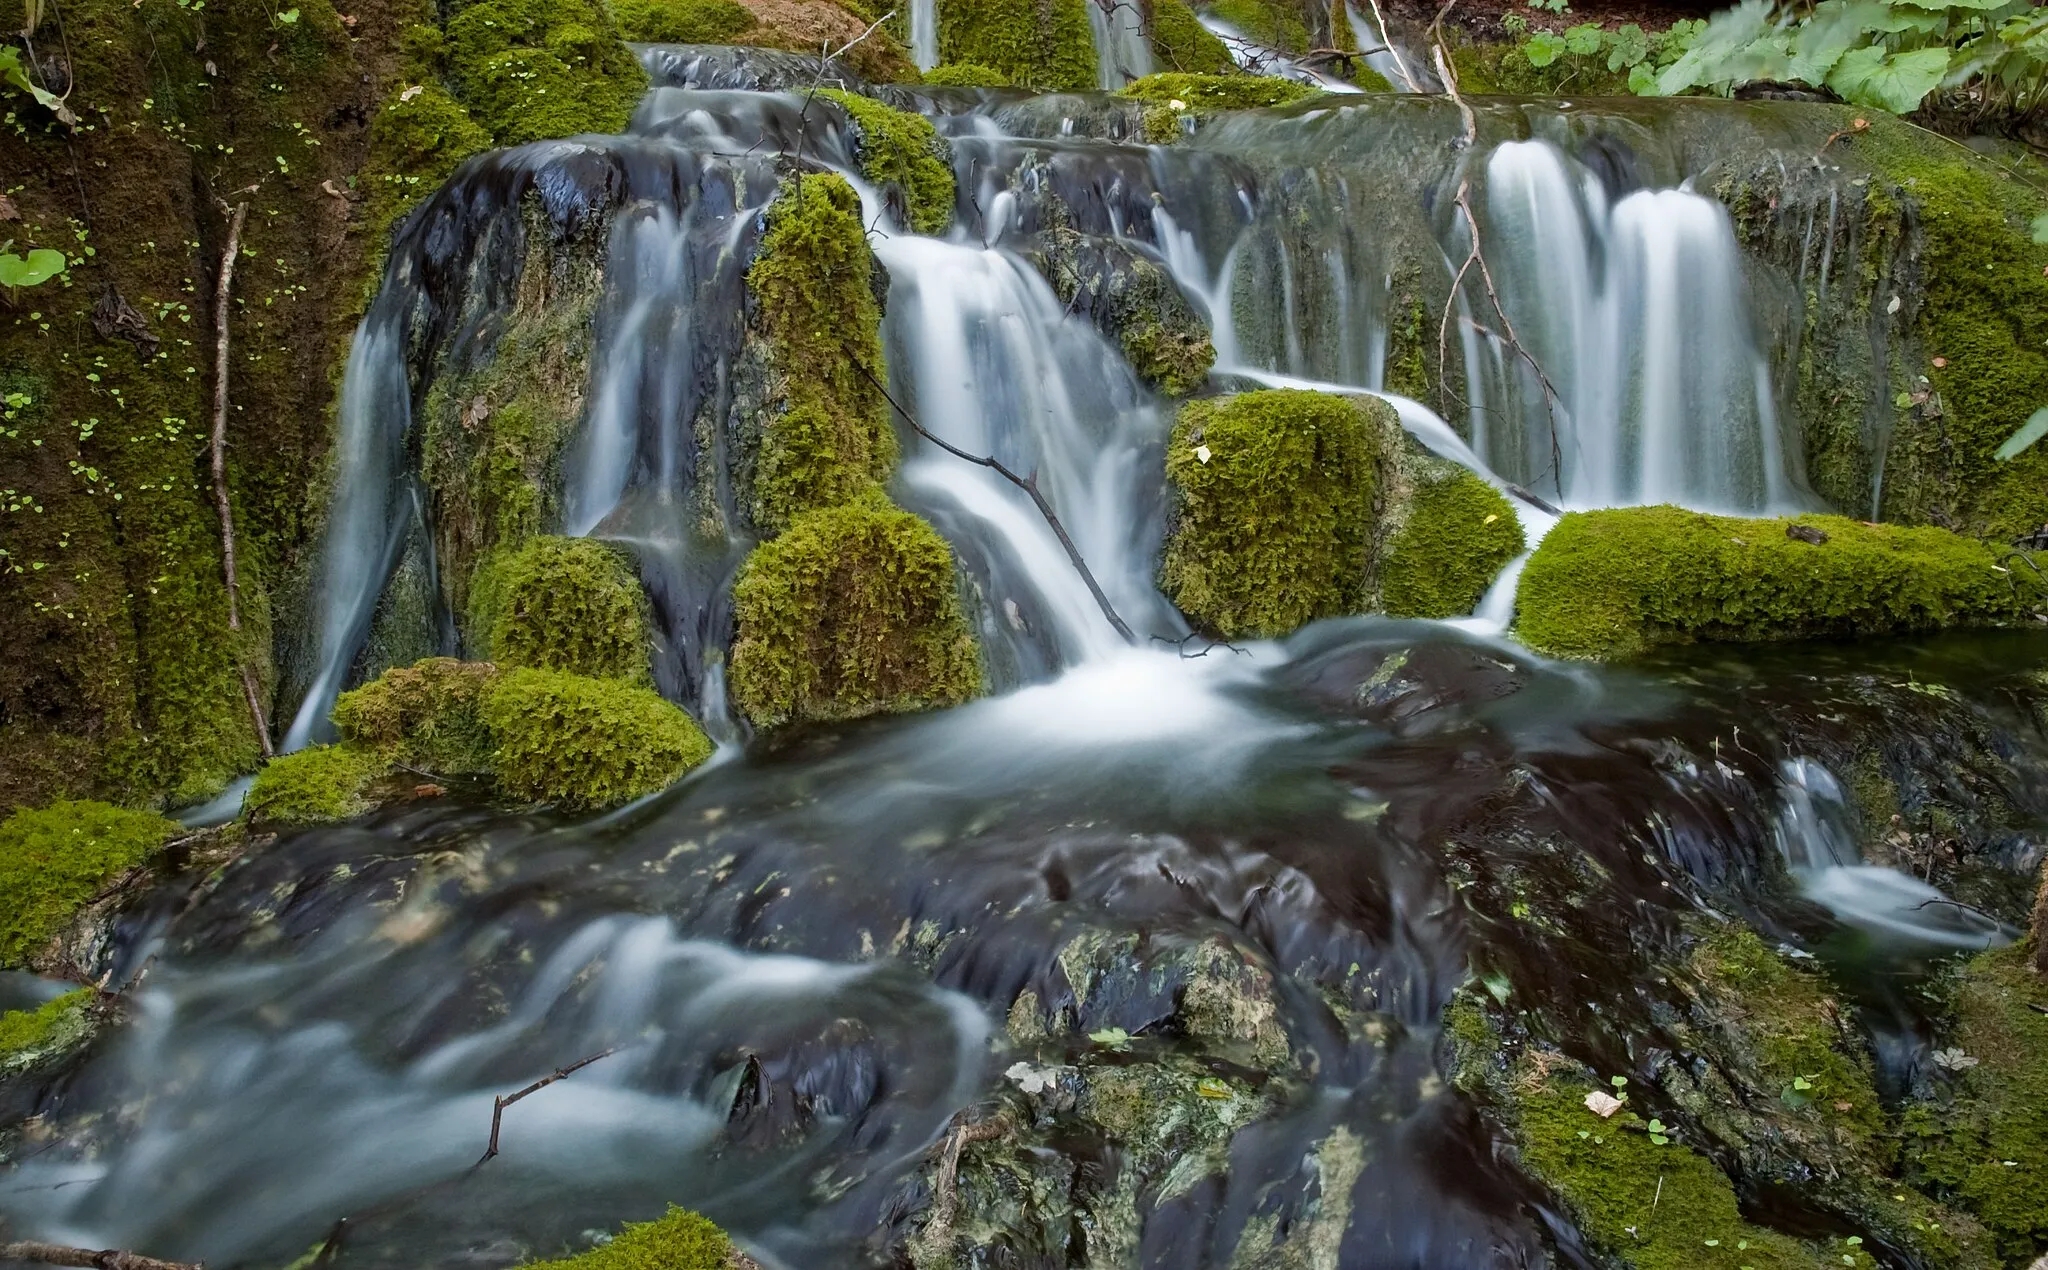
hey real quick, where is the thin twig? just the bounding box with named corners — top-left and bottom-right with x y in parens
top-left (788, 9), bottom-right (896, 190)
top-left (474, 1049), bottom-right (617, 1167)
top-left (1364, 0), bottom-right (1419, 91)
top-left (1150, 632), bottom-right (1249, 659)
top-left (0, 1243), bottom-right (201, 1270)
top-left (918, 1112), bottom-right (1006, 1259)
top-left (854, 362), bottom-right (1137, 645)
top-left (1911, 896), bottom-right (2006, 929)
top-left (210, 196), bottom-right (272, 759)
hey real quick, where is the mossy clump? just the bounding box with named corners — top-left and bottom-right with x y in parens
top-left (1515, 507), bottom-right (2044, 660)
top-left (480, 668), bottom-right (714, 809)
top-left (444, 0), bottom-right (648, 145)
top-left (610, 0), bottom-right (758, 43)
top-left (921, 61), bottom-right (1012, 86)
top-left (728, 491), bottom-right (982, 728)
top-left (470, 537), bottom-right (652, 684)
top-left (0, 989), bottom-right (94, 1074)
top-left (817, 90), bottom-right (955, 236)
top-left (1902, 941), bottom-right (2048, 1262)
top-left (1378, 471), bottom-right (1523, 619)
top-left (1203, 0), bottom-right (1308, 52)
top-left (1120, 71), bottom-right (1319, 110)
top-left (244, 745), bottom-right (388, 827)
top-left (0, 802), bottom-right (178, 968)
top-left (935, 0), bottom-right (1096, 92)
top-left (744, 174), bottom-right (896, 532)
top-left (1161, 390), bottom-right (1385, 639)
top-left (1037, 227), bottom-right (1214, 396)
top-left (333, 658), bottom-right (502, 774)
top-left (525, 1206), bottom-right (737, 1268)
top-left (1148, 0), bottom-right (1235, 73)
top-left (361, 82), bottom-right (491, 245)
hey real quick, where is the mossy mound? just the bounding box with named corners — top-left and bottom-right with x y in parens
top-left (817, 90), bottom-right (955, 236)
top-left (1148, 0), bottom-right (1235, 74)
top-left (1037, 228), bottom-right (1214, 397)
top-left (1378, 470), bottom-right (1523, 619)
top-left (921, 61), bottom-right (1012, 87)
top-left (526, 1206), bottom-right (740, 1268)
top-left (743, 174), bottom-right (896, 533)
top-left (935, 0), bottom-right (1096, 92)
top-left (611, 0), bottom-right (758, 43)
top-left (729, 491), bottom-right (982, 728)
top-left (244, 745), bottom-right (388, 827)
top-left (0, 989), bottom-right (95, 1075)
top-left (0, 802), bottom-right (178, 968)
top-left (1161, 390), bottom-right (1384, 639)
top-left (1514, 507), bottom-right (2044, 660)
top-left (469, 537), bottom-right (653, 684)
top-left (1119, 71), bottom-right (1320, 110)
top-left (444, 0), bottom-right (648, 145)
top-left (333, 657), bottom-right (501, 774)
top-left (361, 83), bottom-right (492, 246)
top-left (481, 667), bottom-right (714, 809)
top-left (1903, 941), bottom-right (2048, 1262)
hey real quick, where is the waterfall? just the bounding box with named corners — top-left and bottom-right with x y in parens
top-left (909, 0), bottom-right (938, 71)
top-left (1196, 13), bottom-right (1364, 93)
top-left (1084, 0), bottom-right (1153, 89)
top-left (1342, 3), bottom-right (1436, 91)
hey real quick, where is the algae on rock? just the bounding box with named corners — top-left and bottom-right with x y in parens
top-left (0, 989), bottom-right (96, 1076)
top-left (333, 657), bottom-right (502, 774)
top-left (1035, 225), bottom-right (1215, 396)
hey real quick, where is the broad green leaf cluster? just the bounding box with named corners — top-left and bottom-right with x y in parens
top-left (1519, 17), bottom-right (1707, 93)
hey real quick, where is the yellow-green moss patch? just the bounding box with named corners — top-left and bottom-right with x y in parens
top-left (1515, 507), bottom-right (2044, 660)
top-left (245, 745), bottom-right (388, 827)
top-left (1379, 471), bottom-right (1523, 619)
top-left (729, 491), bottom-right (982, 728)
top-left (818, 90), bottom-right (955, 236)
top-left (1120, 71), bottom-right (1319, 109)
top-left (481, 668), bottom-right (713, 809)
top-left (1161, 390), bottom-right (1385, 639)
top-left (470, 537), bottom-right (653, 683)
top-left (611, 0), bottom-right (758, 43)
top-left (361, 82), bottom-right (492, 247)
top-left (334, 657), bottom-right (502, 774)
top-left (935, 0), bottom-right (1096, 92)
top-left (0, 989), bottom-right (95, 1074)
top-left (922, 61), bottom-right (1012, 86)
top-left (525, 1206), bottom-right (737, 1268)
top-left (1147, 0), bottom-right (1235, 74)
top-left (444, 0), bottom-right (648, 145)
top-left (0, 802), bottom-right (178, 968)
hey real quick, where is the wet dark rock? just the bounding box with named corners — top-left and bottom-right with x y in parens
top-left (1788, 522), bottom-right (1830, 545)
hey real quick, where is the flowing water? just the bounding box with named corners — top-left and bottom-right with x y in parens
top-left (13, 48), bottom-right (2048, 1270)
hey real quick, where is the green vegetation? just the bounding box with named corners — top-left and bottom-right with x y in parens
top-left (729, 491), bottom-right (982, 727)
top-left (1148, 0), bottom-right (1235, 74)
top-left (481, 667), bottom-right (714, 809)
top-left (610, 0), bottom-right (758, 44)
top-left (244, 745), bottom-right (386, 826)
top-left (935, 0), bottom-right (1097, 92)
top-left (1120, 71), bottom-right (1319, 109)
top-left (0, 989), bottom-right (94, 1073)
top-left (1161, 390), bottom-right (1383, 639)
top-left (1206, 0), bottom-right (1308, 53)
top-left (525, 1206), bottom-right (737, 1268)
top-left (1037, 227), bottom-right (1214, 396)
top-left (921, 62), bottom-right (1013, 87)
top-left (1903, 942), bottom-right (2048, 1262)
top-left (1470, 17), bottom-right (1702, 97)
top-left (443, 0), bottom-right (648, 145)
top-left (333, 658), bottom-right (501, 774)
top-left (361, 83), bottom-right (492, 247)
top-left (470, 538), bottom-right (652, 684)
top-left (743, 174), bottom-right (896, 533)
top-left (1514, 507), bottom-right (2044, 660)
top-left (817, 90), bottom-right (956, 236)
top-left (0, 801), bottom-right (177, 966)
top-left (1378, 470), bottom-right (1523, 619)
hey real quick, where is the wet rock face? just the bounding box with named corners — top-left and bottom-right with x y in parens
top-left (1032, 226), bottom-right (1216, 397)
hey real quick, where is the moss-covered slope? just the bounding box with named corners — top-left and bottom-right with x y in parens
top-left (935, 0), bottom-right (1096, 92)
top-left (0, 800), bottom-right (177, 967)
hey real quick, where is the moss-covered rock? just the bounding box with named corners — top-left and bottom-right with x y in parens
top-left (468, 537), bottom-right (653, 684)
top-left (525, 1205), bottom-right (744, 1268)
top-left (1036, 227), bottom-right (1214, 396)
top-left (611, 0), bottom-right (759, 43)
top-left (1378, 470), bottom-right (1523, 619)
top-left (817, 90), bottom-right (955, 236)
top-left (1161, 390), bottom-right (1384, 639)
top-left (1902, 941), bottom-right (2048, 1263)
top-left (361, 82), bottom-right (492, 249)
top-left (0, 801), bottom-right (178, 968)
top-left (1515, 507), bottom-right (2045, 660)
top-left (728, 491), bottom-right (981, 728)
top-left (444, 0), bottom-right (648, 145)
top-left (333, 657), bottom-right (502, 774)
top-left (244, 745), bottom-right (388, 827)
top-left (921, 61), bottom-right (1012, 87)
top-left (1119, 70), bottom-right (1319, 109)
top-left (0, 989), bottom-right (96, 1075)
top-left (481, 668), bottom-right (713, 808)
top-left (742, 174), bottom-right (897, 533)
top-left (935, 0), bottom-right (1096, 92)
top-left (1147, 0), bottom-right (1235, 74)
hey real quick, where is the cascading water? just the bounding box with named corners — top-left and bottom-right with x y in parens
top-left (909, 0), bottom-right (938, 71)
top-left (1084, 0), bottom-right (1154, 89)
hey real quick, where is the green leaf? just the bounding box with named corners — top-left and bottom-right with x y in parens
top-left (0, 248), bottom-right (67, 289)
top-left (1994, 407), bottom-right (2048, 460)
top-left (1088, 1026), bottom-right (1132, 1051)
top-left (1524, 31), bottom-right (1567, 67)
top-left (1826, 44), bottom-right (1950, 113)
top-left (1606, 23), bottom-right (1649, 69)
top-left (278, 5), bottom-right (299, 18)
top-left (1564, 22), bottom-right (1603, 55)
top-left (1628, 61), bottom-right (1659, 93)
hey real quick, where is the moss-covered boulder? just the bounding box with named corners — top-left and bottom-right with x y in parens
top-left (1161, 390), bottom-right (1383, 639)
top-left (921, 61), bottom-right (1012, 87)
top-left (935, 0), bottom-right (1096, 92)
top-left (526, 1206), bottom-right (747, 1267)
top-left (1037, 227), bottom-right (1214, 397)
top-left (611, 0), bottom-right (758, 43)
top-left (0, 989), bottom-right (96, 1076)
top-left (1378, 469), bottom-right (1523, 619)
top-left (244, 744), bottom-right (388, 827)
top-left (0, 801), bottom-right (179, 968)
top-left (742, 174), bottom-right (897, 533)
top-left (333, 657), bottom-right (501, 774)
top-left (729, 491), bottom-right (981, 728)
top-left (1515, 507), bottom-right (2045, 660)
top-left (1120, 71), bottom-right (1321, 143)
top-left (443, 0), bottom-right (648, 145)
top-left (469, 537), bottom-right (653, 683)
top-left (361, 82), bottom-right (491, 246)
top-left (481, 667), bottom-right (714, 809)
top-left (817, 90), bottom-right (955, 236)
top-left (1147, 0), bottom-right (1235, 74)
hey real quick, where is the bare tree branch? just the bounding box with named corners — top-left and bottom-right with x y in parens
top-left (210, 195), bottom-right (273, 759)
top-left (1363, 0), bottom-right (1420, 91)
top-left (0, 1243), bottom-right (201, 1270)
top-left (475, 1048), bottom-right (617, 1167)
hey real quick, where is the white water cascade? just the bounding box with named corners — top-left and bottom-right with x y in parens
top-left (1085, 0), bottom-right (1153, 89)
top-left (909, 0), bottom-right (938, 71)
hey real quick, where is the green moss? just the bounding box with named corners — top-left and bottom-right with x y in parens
top-left (921, 61), bottom-right (1012, 86)
top-left (361, 82), bottom-right (491, 246)
top-left (333, 658), bottom-right (502, 774)
top-left (935, 0), bottom-right (1096, 92)
top-left (1382, 286), bottom-right (1433, 404)
top-left (1514, 507), bottom-right (2044, 660)
top-left (1037, 227), bottom-right (1214, 395)
top-left (1147, 0), bottom-right (1234, 74)
top-left (729, 490), bottom-right (981, 728)
top-left (0, 989), bottom-right (95, 1073)
top-left (480, 667), bottom-right (713, 809)
top-left (470, 537), bottom-right (652, 684)
top-left (525, 1206), bottom-right (736, 1268)
top-left (1120, 71), bottom-right (1319, 110)
top-left (610, 0), bottom-right (758, 43)
top-left (1205, 0), bottom-right (1308, 53)
top-left (744, 174), bottom-right (896, 533)
top-left (1161, 390), bottom-right (1384, 639)
top-left (244, 745), bottom-right (387, 826)
top-left (1902, 942), bottom-right (2048, 1262)
top-left (0, 802), bottom-right (177, 968)
top-left (1378, 471), bottom-right (1523, 619)
top-left (817, 90), bottom-right (955, 236)
top-left (445, 0), bottom-right (648, 145)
